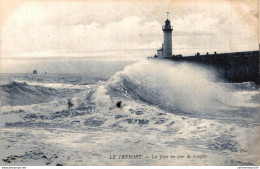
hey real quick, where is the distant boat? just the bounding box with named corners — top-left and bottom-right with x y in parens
top-left (33, 69), bottom-right (38, 74)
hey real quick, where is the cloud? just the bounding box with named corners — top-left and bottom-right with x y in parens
top-left (2, 15), bottom-right (162, 57)
top-left (1, 0), bottom-right (258, 59)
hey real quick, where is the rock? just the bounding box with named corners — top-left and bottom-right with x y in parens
top-left (3, 159), bottom-right (11, 163)
top-left (42, 155), bottom-right (47, 158)
top-left (56, 163), bottom-right (63, 166)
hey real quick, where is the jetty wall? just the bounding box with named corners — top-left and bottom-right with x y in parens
top-left (165, 51), bottom-right (259, 84)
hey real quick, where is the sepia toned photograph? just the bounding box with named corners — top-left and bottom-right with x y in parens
top-left (0, 0), bottom-right (259, 166)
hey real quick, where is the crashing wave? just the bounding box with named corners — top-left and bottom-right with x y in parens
top-left (0, 81), bottom-right (58, 106)
top-left (99, 60), bottom-right (258, 117)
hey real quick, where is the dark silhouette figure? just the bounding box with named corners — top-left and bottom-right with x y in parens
top-left (214, 51), bottom-right (217, 55)
top-left (68, 99), bottom-right (74, 109)
top-left (206, 52), bottom-right (209, 55)
top-left (116, 101), bottom-right (122, 108)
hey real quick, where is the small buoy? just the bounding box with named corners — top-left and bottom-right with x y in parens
top-left (116, 101), bottom-right (122, 108)
top-left (67, 99), bottom-right (74, 109)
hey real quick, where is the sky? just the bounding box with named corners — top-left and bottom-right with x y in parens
top-left (0, 0), bottom-right (259, 73)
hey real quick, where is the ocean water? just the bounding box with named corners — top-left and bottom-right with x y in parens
top-left (1, 59), bottom-right (259, 166)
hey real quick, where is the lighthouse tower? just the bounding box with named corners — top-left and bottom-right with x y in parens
top-left (162, 14), bottom-right (173, 58)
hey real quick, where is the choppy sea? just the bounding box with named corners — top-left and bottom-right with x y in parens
top-left (1, 59), bottom-right (259, 166)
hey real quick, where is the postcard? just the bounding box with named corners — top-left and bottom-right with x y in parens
top-left (0, 0), bottom-right (259, 166)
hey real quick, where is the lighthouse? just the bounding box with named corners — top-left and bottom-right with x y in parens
top-left (162, 14), bottom-right (173, 58)
top-left (156, 13), bottom-right (173, 58)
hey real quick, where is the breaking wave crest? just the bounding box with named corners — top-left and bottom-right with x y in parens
top-left (1, 81), bottom-right (57, 95)
top-left (0, 81), bottom-right (80, 106)
top-left (102, 60), bottom-right (258, 116)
